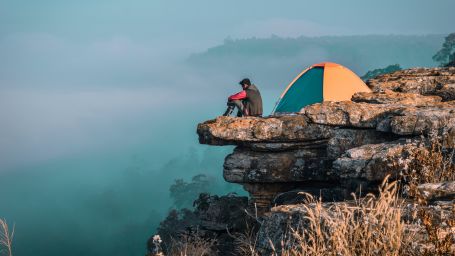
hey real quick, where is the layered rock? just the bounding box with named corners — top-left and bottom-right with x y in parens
top-left (196, 68), bottom-right (455, 214)
top-left (156, 67), bottom-right (455, 255)
top-left (332, 139), bottom-right (418, 182)
top-left (197, 115), bottom-right (333, 145)
top-left (367, 67), bottom-right (455, 101)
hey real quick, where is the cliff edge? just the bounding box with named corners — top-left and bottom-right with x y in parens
top-left (192, 67), bottom-right (455, 255)
top-left (197, 67), bottom-right (455, 214)
top-left (151, 67), bottom-right (455, 255)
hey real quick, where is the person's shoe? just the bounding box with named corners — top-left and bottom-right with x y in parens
top-left (223, 105), bottom-right (234, 116)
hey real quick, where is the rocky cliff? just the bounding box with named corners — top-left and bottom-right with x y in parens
top-left (195, 67), bottom-right (455, 254)
top-left (197, 67), bottom-right (455, 214)
top-left (152, 67), bottom-right (455, 255)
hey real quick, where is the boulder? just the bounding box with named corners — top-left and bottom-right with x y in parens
top-left (327, 128), bottom-right (397, 159)
top-left (197, 115), bottom-right (333, 145)
top-left (352, 90), bottom-right (442, 105)
top-left (194, 193), bottom-right (250, 231)
top-left (389, 106), bottom-right (455, 135)
top-left (224, 147), bottom-right (333, 183)
top-left (367, 67), bottom-right (455, 101)
top-left (332, 139), bottom-right (418, 182)
top-left (301, 101), bottom-right (401, 128)
top-left (194, 67), bottom-right (455, 216)
top-left (417, 181), bottom-right (455, 201)
top-left (301, 99), bottom-right (455, 136)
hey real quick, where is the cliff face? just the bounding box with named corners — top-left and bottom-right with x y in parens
top-left (197, 67), bottom-right (455, 214)
top-left (151, 67), bottom-right (455, 255)
top-left (192, 67), bottom-right (455, 254)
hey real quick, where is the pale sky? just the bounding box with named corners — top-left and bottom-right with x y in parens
top-left (1, 1), bottom-right (454, 50)
top-left (1, 0), bottom-right (454, 88)
top-left (0, 0), bottom-right (454, 169)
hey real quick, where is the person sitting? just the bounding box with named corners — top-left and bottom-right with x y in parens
top-left (223, 78), bottom-right (263, 117)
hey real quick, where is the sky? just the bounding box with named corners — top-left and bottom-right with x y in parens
top-left (0, 1), bottom-right (454, 255)
top-left (0, 0), bottom-right (455, 168)
top-left (0, 0), bottom-right (454, 88)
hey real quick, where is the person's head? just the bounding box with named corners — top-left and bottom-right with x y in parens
top-left (239, 78), bottom-right (251, 89)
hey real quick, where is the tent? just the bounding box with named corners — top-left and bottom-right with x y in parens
top-left (273, 62), bottom-right (371, 113)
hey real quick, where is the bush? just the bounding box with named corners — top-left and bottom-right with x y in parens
top-left (361, 64), bottom-right (402, 81)
top-left (170, 174), bottom-right (216, 209)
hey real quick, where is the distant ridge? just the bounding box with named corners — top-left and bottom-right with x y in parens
top-left (188, 34), bottom-right (445, 87)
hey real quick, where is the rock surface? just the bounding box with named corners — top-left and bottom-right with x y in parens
top-left (224, 147), bottom-right (332, 183)
top-left (197, 115), bottom-right (333, 145)
top-left (332, 139), bottom-right (418, 181)
top-left (367, 67), bottom-right (455, 101)
top-left (417, 181), bottom-right (455, 201)
top-left (197, 67), bottom-right (455, 214)
top-left (148, 67), bottom-right (455, 255)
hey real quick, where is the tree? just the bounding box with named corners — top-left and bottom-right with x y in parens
top-left (169, 174), bottom-right (215, 209)
top-left (432, 33), bottom-right (455, 67)
top-left (361, 64), bottom-right (402, 81)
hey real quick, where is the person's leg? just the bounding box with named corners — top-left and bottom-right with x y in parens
top-left (223, 100), bottom-right (244, 116)
top-left (231, 100), bottom-right (245, 117)
top-left (223, 102), bottom-right (235, 116)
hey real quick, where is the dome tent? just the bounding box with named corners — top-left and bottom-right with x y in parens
top-left (273, 62), bottom-right (371, 113)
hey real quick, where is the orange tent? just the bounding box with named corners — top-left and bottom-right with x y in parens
top-left (273, 62), bottom-right (371, 113)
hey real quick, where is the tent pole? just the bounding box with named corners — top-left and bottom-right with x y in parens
top-left (271, 99), bottom-right (280, 116)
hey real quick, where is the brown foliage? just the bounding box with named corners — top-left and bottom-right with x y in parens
top-left (166, 232), bottom-right (216, 256)
top-left (274, 178), bottom-right (409, 256)
top-left (398, 134), bottom-right (454, 204)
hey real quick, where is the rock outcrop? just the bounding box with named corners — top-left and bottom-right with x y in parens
top-left (191, 67), bottom-right (455, 255)
top-left (197, 67), bottom-right (455, 215)
top-left (367, 67), bottom-right (455, 101)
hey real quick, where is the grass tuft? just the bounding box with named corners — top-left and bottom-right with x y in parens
top-left (0, 219), bottom-right (14, 256)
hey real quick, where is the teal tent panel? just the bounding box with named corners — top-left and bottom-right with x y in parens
top-left (275, 67), bottom-right (324, 113)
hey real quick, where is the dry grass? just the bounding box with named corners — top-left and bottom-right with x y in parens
top-left (417, 209), bottom-right (455, 256)
top-left (272, 178), bottom-right (411, 256)
top-left (0, 219), bottom-right (14, 256)
top-left (166, 232), bottom-right (216, 256)
top-left (234, 177), bottom-right (453, 255)
top-left (233, 223), bottom-right (260, 256)
top-left (402, 134), bottom-right (455, 202)
top-left (398, 134), bottom-right (455, 255)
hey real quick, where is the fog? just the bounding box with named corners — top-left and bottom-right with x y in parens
top-left (1, 0), bottom-right (454, 255)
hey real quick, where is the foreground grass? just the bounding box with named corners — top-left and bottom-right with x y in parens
top-left (276, 179), bottom-right (407, 256)
top-left (0, 219), bottom-right (14, 256)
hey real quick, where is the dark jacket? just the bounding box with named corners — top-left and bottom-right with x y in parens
top-left (244, 84), bottom-right (263, 116)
